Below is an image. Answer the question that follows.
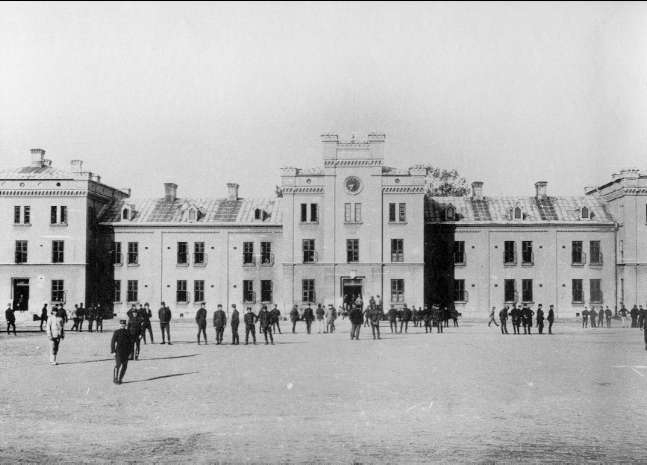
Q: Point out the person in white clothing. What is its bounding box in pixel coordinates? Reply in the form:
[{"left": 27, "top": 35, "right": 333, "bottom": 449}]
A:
[{"left": 46, "top": 307, "right": 65, "bottom": 365}]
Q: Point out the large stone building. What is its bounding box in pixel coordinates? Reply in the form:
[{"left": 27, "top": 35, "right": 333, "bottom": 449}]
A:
[{"left": 0, "top": 135, "right": 639, "bottom": 320}]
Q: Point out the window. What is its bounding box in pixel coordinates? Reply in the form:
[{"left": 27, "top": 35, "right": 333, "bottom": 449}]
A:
[
  {"left": 345, "top": 203, "right": 352, "bottom": 223},
  {"left": 243, "top": 280, "right": 255, "bottom": 303},
  {"left": 50, "top": 206, "right": 68, "bottom": 224},
  {"left": 188, "top": 208, "right": 197, "bottom": 222},
  {"left": 303, "top": 239, "right": 316, "bottom": 263},
  {"left": 514, "top": 207, "right": 522, "bottom": 220},
  {"left": 590, "top": 279, "right": 602, "bottom": 303},
  {"left": 391, "top": 279, "right": 405, "bottom": 303},
  {"left": 14, "top": 206, "right": 30, "bottom": 224},
  {"left": 194, "top": 280, "right": 205, "bottom": 302},
  {"left": 112, "top": 242, "right": 122, "bottom": 265},
  {"left": 194, "top": 242, "right": 205, "bottom": 265},
  {"left": 590, "top": 241, "right": 601, "bottom": 265},
  {"left": 122, "top": 209, "right": 129, "bottom": 220},
  {"left": 177, "top": 242, "right": 188, "bottom": 265},
  {"left": 51, "top": 280, "right": 65, "bottom": 303},
  {"left": 127, "top": 242, "right": 139, "bottom": 265},
  {"left": 504, "top": 279, "right": 516, "bottom": 303},
  {"left": 346, "top": 239, "right": 359, "bottom": 263},
  {"left": 391, "top": 239, "right": 404, "bottom": 262},
  {"left": 345, "top": 203, "right": 361, "bottom": 224},
  {"left": 572, "top": 241, "right": 584, "bottom": 265},
  {"left": 127, "top": 280, "right": 138, "bottom": 302},
  {"left": 52, "top": 240, "right": 64, "bottom": 263},
  {"left": 302, "top": 279, "right": 315, "bottom": 303},
  {"left": 261, "top": 280, "right": 273, "bottom": 302},
  {"left": 243, "top": 242, "right": 254, "bottom": 265},
  {"left": 14, "top": 206, "right": 20, "bottom": 224},
  {"left": 454, "top": 279, "right": 466, "bottom": 302},
  {"left": 261, "top": 242, "right": 272, "bottom": 265},
  {"left": 522, "top": 241, "right": 533, "bottom": 265},
  {"left": 399, "top": 203, "right": 406, "bottom": 222},
  {"left": 23, "top": 206, "right": 30, "bottom": 224},
  {"left": 300, "top": 203, "right": 308, "bottom": 222},
  {"left": 522, "top": 279, "right": 533, "bottom": 302},
  {"left": 389, "top": 203, "right": 396, "bottom": 222},
  {"left": 572, "top": 279, "right": 583, "bottom": 303},
  {"left": 15, "top": 241, "right": 28, "bottom": 264},
  {"left": 354, "top": 203, "right": 362, "bottom": 223},
  {"left": 60, "top": 206, "right": 67, "bottom": 224},
  {"left": 310, "top": 204, "right": 318, "bottom": 223},
  {"left": 176, "top": 280, "right": 188, "bottom": 302},
  {"left": 504, "top": 241, "right": 516, "bottom": 265},
  {"left": 581, "top": 206, "right": 589, "bottom": 219},
  {"left": 254, "top": 208, "right": 262, "bottom": 220},
  {"left": 113, "top": 280, "right": 121, "bottom": 302},
  {"left": 51, "top": 206, "right": 57, "bottom": 224},
  {"left": 446, "top": 206, "right": 455, "bottom": 221},
  {"left": 454, "top": 241, "right": 465, "bottom": 265}
]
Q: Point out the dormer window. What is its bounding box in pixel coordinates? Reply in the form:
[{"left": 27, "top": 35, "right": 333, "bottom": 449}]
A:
[
  {"left": 445, "top": 205, "right": 456, "bottom": 221},
  {"left": 121, "top": 206, "right": 134, "bottom": 221},
  {"left": 122, "top": 209, "right": 129, "bottom": 220},
  {"left": 255, "top": 208, "right": 262, "bottom": 220},
  {"left": 514, "top": 207, "right": 522, "bottom": 220},
  {"left": 581, "top": 206, "right": 589, "bottom": 219},
  {"left": 188, "top": 208, "right": 197, "bottom": 222}
]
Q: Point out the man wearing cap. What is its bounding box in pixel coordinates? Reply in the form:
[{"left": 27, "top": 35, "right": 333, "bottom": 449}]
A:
[
  {"left": 369, "top": 303, "right": 382, "bottom": 340},
  {"left": 140, "top": 303, "right": 153, "bottom": 343},
  {"left": 213, "top": 304, "right": 227, "bottom": 344},
  {"left": 46, "top": 306, "right": 64, "bottom": 365},
  {"left": 387, "top": 305, "right": 398, "bottom": 334},
  {"left": 196, "top": 302, "right": 208, "bottom": 345},
  {"left": 547, "top": 304, "right": 555, "bottom": 334},
  {"left": 111, "top": 320, "right": 132, "bottom": 384},
  {"left": 5, "top": 303, "right": 16, "bottom": 335},
  {"left": 302, "top": 304, "right": 315, "bottom": 335},
  {"left": 349, "top": 303, "right": 363, "bottom": 340},
  {"left": 258, "top": 305, "right": 274, "bottom": 345},
  {"left": 230, "top": 304, "right": 240, "bottom": 345},
  {"left": 290, "top": 305, "right": 300, "bottom": 334},
  {"left": 158, "top": 301, "right": 172, "bottom": 345},
  {"left": 244, "top": 307, "right": 257, "bottom": 345},
  {"left": 127, "top": 309, "right": 142, "bottom": 360},
  {"left": 95, "top": 303, "right": 104, "bottom": 333},
  {"left": 400, "top": 304, "right": 412, "bottom": 334},
  {"left": 39, "top": 303, "right": 48, "bottom": 332},
  {"left": 271, "top": 304, "right": 282, "bottom": 334}
]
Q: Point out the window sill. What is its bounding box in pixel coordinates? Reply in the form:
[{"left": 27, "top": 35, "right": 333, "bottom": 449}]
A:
[
  {"left": 388, "top": 221, "right": 407, "bottom": 225},
  {"left": 503, "top": 263, "right": 517, "bottom": 267},
  {"left": 176, "top": 263, "right": 189, "bottom": 267},
  {"left": 590, "top": 262, "right": 603, "bottom": 267},
  {"left": 13, "top": 223, "right": 32, "bottom": 227},
  {"left": 52, "top": 261, "right": 65, "bottom": 265},
  {"left": 260, "top": 263, "right": 274, "bottom": 267},
  {"left": 299, "top": 222, "right": 319, "bottom": 225},
  {"left": 176, "top": 301, "right": 189, "bottom": 305},
  {"left": 194, "top": 262, "right": 207, "bottom": 267},
  {"left": 113, "top": 263, "right": 123, "bottom": 267},
  {"left": 521, "top": 263, "right": 534, "bottom": 267},
  {"left": 193, "top": 301, "right": 205, "bottom": 305},
  {"left": 14, "top": 262, "right": 28, "bottom": 265},
  {"left": 590, "top": 301, "right": 603, "bottom": 305},
  {"left": 571, "top": 301, "right": 584, "bottom": 305},
  {"left": 127, "top": 263, "right": 140, "bottom": 267},
  {"left": 521, "top": 301, "right": 534, "bottom": 304},
  {"left": 344, "top": 222, "right": 363, "bottom": 225},
  {"left": 571, "top": 263, "right": 585, "bottom": 267},
  {"left": 391, "top": 260, "right": 405, "bottom": 264},
  {"left": 454, "top": 262, "right": 466, "bottom": 267},
  {"left": 50, "top": 223, "right": 68, "bottom": 227}
]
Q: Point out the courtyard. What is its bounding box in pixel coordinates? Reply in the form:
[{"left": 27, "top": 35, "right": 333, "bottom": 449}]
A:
[{"left": 0, "top": 317, "right": 645, "bottom": 464}]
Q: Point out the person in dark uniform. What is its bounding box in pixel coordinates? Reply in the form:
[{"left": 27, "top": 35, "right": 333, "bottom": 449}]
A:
[
  {"left": 127, "top": 310, "right": 142, "bottom": 360},
  {"left": 86, "top": 304, "right": 95, "bottom": 333},
  {"left": 536, "top": 304, "right": 545, "bottom": 334},
  {"left": 349, "top": 304, "right": 363, "bottom": 340},
  {"left": 5, "top": 303, "right": 16, "bottom": 335},
  {"left": 423, "top": 305, "right": 432, "bottom": 333},
  {"left": 158, "top": 302, "right": 172, "bottom": 345},
  {"left": 598, "top": 307, "right": 604, "bottom": 329},
  {"left": 524, "top": 305, "right": 534, "bottom": 335},
  {"left": 39, "top": 303, "right": 48, "bottom": 332},
  {"left": 499, "top": 306, "right": 509, "bottom": 334},
  {"left": 244, "top": 307, "right": 257, "bottom": 345},
  {"left": 271, "top": 304, "right": 281, "bottom": 334},
  {"left": 111, "top": 320, "right": 131, "bottom": 385},
  {"left": 387, "top": 305, "right": 398, "bottom": 333},
  {"left": 510, "top": 305, "right": 520, "bottom": 335},
  {"left": 630, "top": 305, "right": 639, "bottom": 328},
  {"left": 315, "top": 304, "right": 325, "bottom": 334},
  {"left": 302, "top": 304, "right": 314, "bottom": 334},
  {"left": 433, "top": 305, "right": 443, "bottom": 333},
  {"left": 140, "top": 303, "right": 153, "bottom": 343},
  {"left": 605, "top": 306, "right": 612, "bottom": 328},
  {"left": 619, "top": 304, "right": 628, "bottom": 328},
  {"left": 290, "top": 305, "right": 300, "bottom": 334},
  {"left": 400, "top": 304, "right": 412, "bottom": 334},
  {"left": 642, "top": 307, "right": 647, "bottom": 351},
  {"left": 369, "top": 304, "right": 382, "bottom": 340},
  {"left": 95, "top": 303, "right": 104, "bottom": 333},
  {"left": 230, "top": 304, "right": 240, "bottom": 345},
  {"left": 57, "top": 304, "right": 68, "bottom": 327},
  {"left": 582, "top": 307, "right": 589, "bottom": 328},
  {"left": 488, "top": 307, "right": 499, "bottom": 327},
  {"left": 258, "top": 305, "right": 274, "bottom": 345},
  {"left": 213, "top": 304, "right": 227, "bottom": 344},
  {"left": 547, "top": 305, "right": 555, "bottom": 334},
  {"left": 195, "top": 303, "right": 207, "bottom": 345},
  {"left": 75, "top": 303, "right": 84, "bottom": 331},
  {"left": 70, "top": 304, "right": 80, "bottom": 331},
  {"left": 411, "top": 305, "right": 419, "bottom": 328},
  {"left": 639, "top": 306, "right": 647, "bottom": 333}
]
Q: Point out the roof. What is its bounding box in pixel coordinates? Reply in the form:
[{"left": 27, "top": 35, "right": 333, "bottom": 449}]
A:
[
  {"left": 99, "top": 197, "right": 283, "bottom": 226},
  {"left": 0, "top": 165, "right": 77, "bottom": 180},
  {"left": 425, "top": 195, "right": 614, "bottom": 225}
]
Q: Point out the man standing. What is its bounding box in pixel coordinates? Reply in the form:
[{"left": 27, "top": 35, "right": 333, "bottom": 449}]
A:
[
  {"left": 46, "top": 306, "right": 64, "bottom": 365},
  {"left": 158, "top": 302, "right": 172, "bottom": 345},
  {"left": 57, "top": 304, "right": 68, "bottom": 327},
  {"left": 5, "top": 303, "right": 16, "bottom": 335},
  {"left": 315, "top": 304, "right": 325, "bottom": 334},
  {"left": 140, "top": 303, "right": 153, "bottom": 343},
  {"left": 230, "top": 304, "right": 240, "bottom": 345},
  {"left": 127, "top": 310, "right": 142, "bottom": 360},
  {"left": 70, "top": 304, "right": 80, "bottom": 331},
  {"left": 400, "top": 304, "right": 412, "bottom": 334},
  {"left": 369, "top": 304, "right": 382, "bottom": 340},
  {"left": 488, "top": 306, "right": 499, "bottom": 328},
  {"left": 510, "top": 304, "right": 520, "bottom": 335},
  {"left": 547, "top": 305, "right": 555, "bottom": 334},
  {"left": 244, "top": 307, "right": 257, "bottom": 345},
  {"left": 271, "top": 304, "right": 281, "bottom": 334},
  {"left": 290, "top": 305, "right": 300, "bottom": 334},
  {"left": 582, "top": 307, "right": 589, "bottom": 328},
  {"left": 39, "top": 303, "right": 48, "bottom": 332},
  {"left": 258, "top": 305, "right": 274, "bottom": 345},
  {"left": 213, "top": 304, "right": 227, "bottom": 345},
  {"left": 433, "top": 306, "right": 444, "bottom": 333},
  {"left": 598, "top": 307, "right": 605, "bottom": 329},
  {"left": 619, "top": 304, "right": 628, "bottom": 328},
  {"left": 631, "top": 305, "right": 639, "bottom": 328},
  {"left": 95, "top": 304, "right": 104, "bottom": 333},
  {"left": 536, "top": 304, "right": 545, "bottom": 334},
  {"left": 642, "top": 307, "right": 647, "bottom": 351},
  {"left": 86, "top": 304, "right": 95, "bottom": 333},
  {"left": 387, "top": 305, "right": 398, "bottom": 334},
  {"left": 605, "top": 306, "right": 612, "bottom": 328},
  {"left": 196, "top": 303, "right": 207, "bottom": 345},
  {"left": 423, "top": 305, "right": 432, "bottom": 334},
  {"left": 499, "top": 306, "right": 509, "bottom": 334},
  {"left": 111, "top": 320, "right": 131, "bottom": 384},
  {"left": 302, "top": 304, "right": 314, "bottom": 334},
  {"left": 349, "top": 304, "right": 363, "bottom": 340}
]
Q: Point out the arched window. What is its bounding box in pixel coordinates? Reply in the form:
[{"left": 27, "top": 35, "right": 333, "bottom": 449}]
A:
[
  {"left": 122, "top": 208, "right": 129, "bottom": 220},
  {"left": 254, "top": 208, "right": 262, "bottom": 220},
  {"left": 514, "top": 207, "right": 522, "bottom": 219},
  {"left": 445, "top": 206, "right": 455, "bottom": 221},
  {"left": 581, "top": 206, "right": 589, "bottom": 219}
]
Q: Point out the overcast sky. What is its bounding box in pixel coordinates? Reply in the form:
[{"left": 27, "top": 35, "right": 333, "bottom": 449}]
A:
[{"left": 1, "top": 2, "right": 646, "bottom": 199}]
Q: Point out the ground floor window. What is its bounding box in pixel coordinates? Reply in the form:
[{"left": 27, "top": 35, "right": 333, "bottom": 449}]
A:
[
  {"left": 590, "top": 279, "right": 602, "bottom": 303},
  {"left": 504, "top": 279, "right": 515, "bottom": 303},
  {"left": 113, "top": 280, "right": 121, "bottom": 302},
  {"left": 302, "top": 279, "right": 315, "bottom": 303},
  {"left": 177, "top": 280, "right": 188, "bottom": 302},
  {"left": 522, "top": 279, "right": 533, "bottom": 302},
  {"left": 391, "top": 279, "right": 404, "bottom": 303},
  {"left": 454, "top": 279, "right": 466, "bottom": 301},
  {"left": 243, "top": 280, "right": 255, "bottom": 303},
  {"left": 127, "top": 280, "right": 138, "bottom": 303},
  {"left": 261, "top": 280, "right": 273, "bottom": 302},
  {"left": 194, "top": 280, "right": 204, "bottom": 302},
  {"left": 572, "top": 279, "right": 583, "bottom": 303},
  {"left": 51, "top": 280, "right": 64, "bottom": 303}
]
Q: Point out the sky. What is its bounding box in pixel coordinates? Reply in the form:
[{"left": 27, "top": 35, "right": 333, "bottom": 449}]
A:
[{"left": 1, "top": 2, "right": 646, "bottom": 199}]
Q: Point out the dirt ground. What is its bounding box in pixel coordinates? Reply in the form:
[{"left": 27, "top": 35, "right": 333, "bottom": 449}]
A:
[{"left": 1, "top": 317, "right": 646, "bottom": 464}]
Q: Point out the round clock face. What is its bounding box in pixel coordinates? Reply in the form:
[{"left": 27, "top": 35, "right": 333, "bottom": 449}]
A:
[{"left": 345, "top": 176, "right": 362, "bottom": 194}]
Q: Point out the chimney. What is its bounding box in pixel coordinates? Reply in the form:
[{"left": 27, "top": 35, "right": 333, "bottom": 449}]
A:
[
  {"left": 70, "top": 159, "right": 84, "bottom": 173},
  {"left": 164, "top": 183, "right": 178, "bottom": 202},
  {"left": 30, "top": 148, "right": 45, "bottom": 167},
  {"left": 227, "top": 182, "right": 240, "bottom": 201},
  {"left": 471, "top": 181, "right": 484, "bottom": 200},
  {"left": 321, "top": 134, "right": 339, "bottom": 159},
  {"left": 535, "top": 181, "right": 548, "bottom": 199},
  {"left": 367, "top": 133, "right": 386, "bottom": 159}
]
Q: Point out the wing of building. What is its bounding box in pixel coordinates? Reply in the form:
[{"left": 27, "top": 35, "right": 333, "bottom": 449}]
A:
[{"left": 1, "top": 138, "right": 640, "bottom": 321}]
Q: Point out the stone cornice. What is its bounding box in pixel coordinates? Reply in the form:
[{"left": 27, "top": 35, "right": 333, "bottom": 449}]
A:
[
  {"left": 281, "top": 186, "right": 325, "bottom": 194},
  {"left": 0, "top": 189, "right": 87, "bottom": 197},
  {"left": 382, "top": 185, "right": 426, "bottom": 194},
  {"left": 324, "top": 159, "right": 383, "bottom": 168}
]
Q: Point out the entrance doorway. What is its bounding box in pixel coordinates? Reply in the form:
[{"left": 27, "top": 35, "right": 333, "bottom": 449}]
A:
[
  {"left": 12, "top": 278, "right": 29, "bottom": 311},
  {"left": 341, "top": 277, "right": 363, "bottom": 309}
]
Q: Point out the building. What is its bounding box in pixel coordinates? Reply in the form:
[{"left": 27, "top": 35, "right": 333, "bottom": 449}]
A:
[{"left": 1, "top": 135, "right": 639, "bottom": 321}]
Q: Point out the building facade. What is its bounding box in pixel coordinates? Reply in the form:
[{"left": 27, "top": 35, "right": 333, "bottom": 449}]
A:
[{"left": 0, "top": 136, "right": 640, "bottom": 321}]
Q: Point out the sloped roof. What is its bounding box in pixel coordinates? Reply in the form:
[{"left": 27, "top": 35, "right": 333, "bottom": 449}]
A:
[
  {"left": 100, "top": 197, "right": 282, "bottom": 225},
  {"left": 425, "top": 196, "right": 614, "bottom": 224},
  {"left": 0, "top": 165, "right": 77, "bottom": 180}
]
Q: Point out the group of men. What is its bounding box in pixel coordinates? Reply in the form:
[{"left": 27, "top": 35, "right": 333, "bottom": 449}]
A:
[
  {"left": 69, "top": 303, "right": 105, "bottom": 332},
  {"left": 588, "top": 305, "right": 647, "bottom": 329},
  {"left": 493, "top": 304, "right": 555, "bottom": 335},
  {"left": 288, "top": 304, "right": 338, "bottom": 335}
]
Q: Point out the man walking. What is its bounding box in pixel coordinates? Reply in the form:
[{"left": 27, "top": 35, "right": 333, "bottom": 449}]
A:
[
  {"left": 127, "top": 310, "right": 142, "bottom": 360},
  {"left": 582, "top": 307, "right": 589, "bottom": 328},
  {"left": 230, "top": 304, "right": 240, "bottom": 345},
  {"left": 45, "top": 306, "right": 64, "bottom": 365},
  {"left": 258, "top": 305, "right": 274, "bottom": 345},
  {"left": 369, "top": 304, "right": 382, "bottom": 340},
  {"left": 547, "top": 305, "right": 555, "bottom": 334},
  {"left": 619, "top": 304, "right": 628, "bottom": 328},
  {"left": 510, "top": 304, "right": 520, "bottom": 335},
  {"left": 196, "top": 303, "right": 207, "bottom": 345},
  {"left": 86, "top": 304, "right": 95, "bottom": 333},
  {"left": 290, "top": 305, "right": 300, "bottom": 334},
  {"left": 400, "top": 304, "right": 412, "bottom": 334},
  {"left": 213, "top": 304, "right": 227, "bottom": 344},
  {"left": 605, "top": 306, "right": 612, "bottom": 328},
  {"left": 244, "top": 307, "right": 257, "bottom": 345},
  {"left": 39, "top": 303, "right": 48, "bottom": 332},
  {"left": 499, "top": 306, "right": 509, "bottom": 334},
  {"left": 158, "top": 302, "right": 172, "bottom": 345},
  {"left": 315, "top": 304, "right": 325, "bottom": 334},
  {"left": 488, "top": 306, "right": 499, "bottom": 328},
  {"left": 271, "top": 304, "right": 282, "bottom": 334},
  {"left": 140, "top": 303, "right": 153, "bottom": 343},
  {"left": 302, "top": 304, "right": 314, "bottom": 334},
  {"left": 111, "top": 320, "right": 131, "bottom": 385},
  {"left": 387, "top": 305, "right": 398, "bottom": 334},
  {"left": 5, "top": 303, "right": 16, "bottom": 335},
  {"left": 350, "top": 304, "right": 363, "bottom": 340},
  {"left": 70, "top": 304, "right": 80, "bottom": 331},
  {"left": 536, "top": 304, "right": 545, "bottom": 334}
]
